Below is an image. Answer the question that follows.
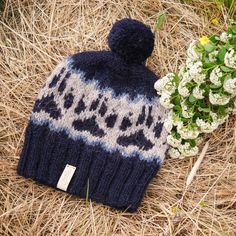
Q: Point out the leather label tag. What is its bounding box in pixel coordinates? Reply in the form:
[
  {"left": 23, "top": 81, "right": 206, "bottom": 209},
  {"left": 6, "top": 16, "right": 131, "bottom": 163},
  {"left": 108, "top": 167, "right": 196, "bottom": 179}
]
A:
[{"left": 56, "top": 164, "right": 76, "bottom": 191}]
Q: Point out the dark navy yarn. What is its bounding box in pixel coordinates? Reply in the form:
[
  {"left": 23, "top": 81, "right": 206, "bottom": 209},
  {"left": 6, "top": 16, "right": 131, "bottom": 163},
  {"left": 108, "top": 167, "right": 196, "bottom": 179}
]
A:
[
  {"left": 17, "top": 18, "right": 167, "bottom": 213},
  {"left": 108, "top": 18, "right": 154, "bottom": 64},
  {"left": 70, "top": 51, "right": 158, "bottom": 101},
  {"left": 117, "top": 129, "right": 154, "bottom": 151},
  {"left": 68, "top": 19, "right": 159, "bottom": 101},
  {"left": 33, "top": 94, "right": 61, "bottom": 119},
  {"left": 17, "top": 121, "right": 161, "bottom": 212},
  {"left": 64, "top": 93, "right": 74, "bottom": 109},
  {"left": 72, "top": 116, "right": 105, "bottom": 138},
  {"left": 105, "top": 114, "right": 118, "bottom": 128}
]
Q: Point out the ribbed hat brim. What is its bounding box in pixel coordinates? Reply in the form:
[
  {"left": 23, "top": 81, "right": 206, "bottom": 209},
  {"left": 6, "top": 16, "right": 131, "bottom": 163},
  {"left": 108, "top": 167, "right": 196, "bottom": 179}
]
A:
[{"left": 17, "top": 121, "right": 161, "bottom": 212}]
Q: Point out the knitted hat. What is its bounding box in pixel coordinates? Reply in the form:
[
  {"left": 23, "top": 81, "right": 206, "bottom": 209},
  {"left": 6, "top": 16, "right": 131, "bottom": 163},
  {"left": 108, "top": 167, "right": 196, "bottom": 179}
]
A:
[{"left": 17, "top": 18, "right": 168, "bottom": 212}]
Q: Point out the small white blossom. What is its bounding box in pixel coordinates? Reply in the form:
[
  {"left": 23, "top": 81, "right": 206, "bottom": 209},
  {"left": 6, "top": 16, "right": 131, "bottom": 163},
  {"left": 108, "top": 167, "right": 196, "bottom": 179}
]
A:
[
  {"left": 181, "top": 71, "right": 192, "bottom": 82},
  {"left": 187, "top": 41, "right": 202, "bottom": 60},
  {"left": 209, "top": 66, "right": 223, "bottom": 86},
  {"left": 178, "top": 142, "right": 199, "bottom": 157},
  {"left": 193, "top": 73, "right": 206, "bottom": 84},
  {"left": 177, "top": 121, "right": 184, "bottom": 130},
  {"left": 224, "top": 48, "right": 236, "bottom": 69},
  {"left": 169, "top": 111, "right": 183, "bottom": 127},
  {"left": 181, "top": 101, "right": 194, "bottom": 118},
  {"left": 208, "top": 50, "right": 219, "bottom": 62},
  {"left": 217, "top": 115, "right": 229, "bottom": 125},
  {"left": 209, "top": 90, "right": 231, "bottom": 105},
  {"left": 220, "top": 32, "right": 232, "bottom": 43},
  {"left": 188, "top": 61, "right": 202, "bottom": 76},
  {"left": 160, "top": 92, "right": 174, "bottom": 109},
  {"left": 178, "top": 76, "right": 191, "bottom": 97},
  {"left": 210, "top": 111, "right": 228, "bottom": 125},
  {"left": 196, "top": 136, "right": 203, "bottom": 145},
  {"left": 182, "top": 110, "right": 194, "bottom": 119},
  {"left": 178, "top": 84, "right": 189, "bottom": 97},
  {"left": 192, "top": 86, "right": 204, "bottom": 99},
  {"left": 163, "top": 116, "right": 173, "bottom": 132},
  {"left": 196, "top": 118, "right": 219, "bottom": 133},
  {"left": 167, "top": 135, "right": 182, "bottom": 148},
  {"left": 185, "top": 60, "right": 206, "bottom": 84},
  {"left": 223, "top": 77, "right": 236, "bottom": 94},
  {"left": 168, "top": 147, "right": 181, "bottom": 159},
  {"left": 209, "top": 111, "right": 218, "bottom": 121},
  {"left": 177, "top": 125, "right": 200, "bottom": 139},
  {"left": 184, "top": 146, "right": 199, "bottom": 157},
  {"left": 154, "top": 73, "right": 176, "bottom": 95},
  {"left": 154, "top": 79, "right": 164, "bottom": 95},
  {"left": 186, "top": 58, "right": 195, "bottom": 68}
]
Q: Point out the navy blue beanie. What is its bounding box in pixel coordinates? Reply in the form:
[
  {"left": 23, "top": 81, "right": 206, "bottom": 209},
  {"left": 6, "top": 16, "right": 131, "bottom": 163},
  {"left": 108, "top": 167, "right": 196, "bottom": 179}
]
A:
[{"left": 17, "top": 18, "right": 168, "bottom": 212}]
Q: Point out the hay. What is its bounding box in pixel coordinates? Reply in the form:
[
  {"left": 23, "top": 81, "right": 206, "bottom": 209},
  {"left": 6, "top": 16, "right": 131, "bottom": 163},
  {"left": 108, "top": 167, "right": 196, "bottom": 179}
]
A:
[{"left": 0, "top": 0, "right": 235, "bottom": 235}]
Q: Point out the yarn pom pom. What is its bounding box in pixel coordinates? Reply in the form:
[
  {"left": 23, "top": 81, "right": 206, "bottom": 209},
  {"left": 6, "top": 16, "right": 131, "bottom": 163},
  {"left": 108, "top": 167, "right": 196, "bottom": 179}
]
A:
[{"left": 108, "top": 18, "right": 154, "bottom": 64}]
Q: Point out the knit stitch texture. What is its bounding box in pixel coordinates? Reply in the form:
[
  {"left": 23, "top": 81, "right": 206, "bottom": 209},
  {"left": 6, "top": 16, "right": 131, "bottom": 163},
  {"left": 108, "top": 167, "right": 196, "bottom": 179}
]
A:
[{"left": 17, "top": 18, "right": 168, "bottom": 212}]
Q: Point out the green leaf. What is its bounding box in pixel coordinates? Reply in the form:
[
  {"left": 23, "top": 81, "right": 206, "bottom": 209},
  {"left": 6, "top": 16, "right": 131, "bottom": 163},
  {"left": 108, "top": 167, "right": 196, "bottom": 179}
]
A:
[
  {"left": 156, "top": 13, "right": 166, "bottom": 29},
  {"left": 209, "top": 35, "right": 220, "bottom": 43},
  {"left": 217, "top": 105, "right": 227, "bottom": 116},
  {"left": 210, "top": 84, "right": 221, "bottom": 89},
  {"left": 218, "top": 47, "right": 227, "bottom": 62},
  {"left": 174, "top": 105, "right": 182, "bottom": 112},
  {"left": 203, "top": 55, "right": 216, "bottom": 68},
  {"left": 229, "top": 35, "right": 236, "bottom": 45},
  {"left": 220, "top": 66, "right": 234, "bottom": 72},
  {"left": 188, "top": 139, "right": 196, "bottom": 147},
  {"left": 174, "top": 95, "right": 181, "bottom": 104},
  {"left": 189, "top": 94, "right": 197, "bottom": 103},
  {"left": 203, "top": 61, "right": 215, "bottom": 68},
  {"left": 204, "top": 43, "right": 215, "bottom": 52},
  {"left": 198, "top": 107, "right": 210, "bottom": 112},
  {"left": 231, "top": 25, "right": 236, "bottom": 34}
]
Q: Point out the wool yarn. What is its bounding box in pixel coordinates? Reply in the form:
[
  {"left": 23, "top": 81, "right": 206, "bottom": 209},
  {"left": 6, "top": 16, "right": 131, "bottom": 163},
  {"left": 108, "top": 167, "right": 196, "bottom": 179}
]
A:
[{"left": 17, "top": 18, "right": 168, "bottom": 212}]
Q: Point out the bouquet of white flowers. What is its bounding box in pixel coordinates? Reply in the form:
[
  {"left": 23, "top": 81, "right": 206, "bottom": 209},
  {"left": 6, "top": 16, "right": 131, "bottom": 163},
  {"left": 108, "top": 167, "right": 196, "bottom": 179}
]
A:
[{"left": 154, "top": 25, "right": 236, "bottom": 159}]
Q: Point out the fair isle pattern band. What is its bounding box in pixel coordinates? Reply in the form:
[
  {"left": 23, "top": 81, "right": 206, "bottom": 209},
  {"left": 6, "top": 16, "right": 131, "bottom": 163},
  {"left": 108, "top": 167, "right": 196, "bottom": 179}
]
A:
[{"left": 31, "top": 57, "right": 168, "bottom": 162}]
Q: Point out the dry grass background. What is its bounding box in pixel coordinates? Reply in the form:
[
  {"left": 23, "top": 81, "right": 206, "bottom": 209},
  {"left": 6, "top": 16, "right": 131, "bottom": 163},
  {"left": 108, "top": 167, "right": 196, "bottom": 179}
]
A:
[{"left": 0, "top": 0, "right": 236, "bottom": 235}]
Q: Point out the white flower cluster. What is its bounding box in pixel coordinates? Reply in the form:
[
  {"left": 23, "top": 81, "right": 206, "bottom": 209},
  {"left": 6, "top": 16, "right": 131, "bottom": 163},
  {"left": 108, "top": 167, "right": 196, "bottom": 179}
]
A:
[
  {"left": 187, "top": 41, "right": 202, "bottom": 60},
  {"left": 223, "top": 77, "right": 236, "bottom": 94},
  {"left": 167, "top": 134, "right": 181, "bottom": 147},
  {"left": 209, "top": 90, "right": 231, "bottom": 106},
  {"left": 192, "top": 86, "right": 204, "bottom": 99},
  {"left": 154, "top": 28, "right": 236, "bottom": 159},
  {"left": 168, "top": 142, "right": 199, "bottom": 159},
  {"left": 154, "top": 73, "right": 176, "bottom": 109},
  {"left": 196, "top": 118, "right": 218, "bottom": 133},
  {"left": 209, "top": 66, "right": 222, "bottom": 86},
  {"left": 178, "top": 77, "right": 190, "bottom": 97},
  {"left": 186, "top": 60, "right": 206, "bottom": 84},
  {"left": 154, "top": 73, "right": 176, "bottom": 95},
  {"left": 181, "top": 100, "right": 194, "bottom": 118},
  {"left": 220, "top": 32, "right": 232, "bottom": 43},
  {"left": 224, "top": 48, "right": 236, "bottom": 69},
  {"left": 209, "top": 50, "right": 219, "bottom": 62},
  {"left": 177, "top": 125, "right": 199, "bottom": 140}
]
